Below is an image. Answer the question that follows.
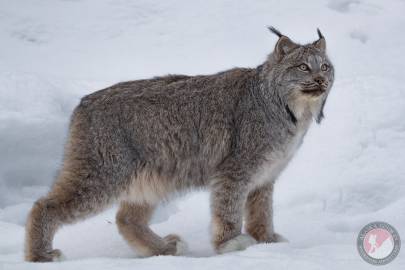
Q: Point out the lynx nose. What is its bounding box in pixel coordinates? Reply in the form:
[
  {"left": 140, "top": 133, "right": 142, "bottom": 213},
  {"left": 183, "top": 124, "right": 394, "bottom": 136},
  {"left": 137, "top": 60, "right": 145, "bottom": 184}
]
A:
[{"left": 314, "top": 76, "right": 326, "bottom": 86}]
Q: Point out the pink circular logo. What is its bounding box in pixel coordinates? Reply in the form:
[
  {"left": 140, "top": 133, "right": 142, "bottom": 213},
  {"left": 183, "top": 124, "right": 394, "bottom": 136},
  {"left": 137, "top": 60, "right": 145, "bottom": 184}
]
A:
[{"left": 357, "top": 222, "right": 400, "bottom": 265}]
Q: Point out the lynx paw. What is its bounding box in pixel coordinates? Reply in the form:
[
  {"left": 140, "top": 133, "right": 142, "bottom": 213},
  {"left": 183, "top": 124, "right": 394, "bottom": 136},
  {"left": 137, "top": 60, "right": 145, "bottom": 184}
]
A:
[
  {"left": 163, "top": 234, "right": 188, "bottom": 256},
  {"left": 26, "top": 249, "right": 63, "bottom": 262},
  {"left": 217, "top": 234, "right": 257, "bottom": 254},
  {"left": 270, "top": 233, "right": 288, "bottom": 243}
]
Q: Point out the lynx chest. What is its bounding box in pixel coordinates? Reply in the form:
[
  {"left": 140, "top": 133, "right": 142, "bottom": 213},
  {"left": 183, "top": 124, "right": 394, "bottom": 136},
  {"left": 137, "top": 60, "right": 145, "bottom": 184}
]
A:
[{"left": 250, "top": 129, "right": 307, "bottom": 189}]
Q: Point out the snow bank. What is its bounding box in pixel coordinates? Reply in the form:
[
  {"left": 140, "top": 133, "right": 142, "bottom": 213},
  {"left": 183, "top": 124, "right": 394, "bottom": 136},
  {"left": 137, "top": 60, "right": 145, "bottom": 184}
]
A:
[{"left": 0, "top": 0, "right": 404, "bottom": 269}]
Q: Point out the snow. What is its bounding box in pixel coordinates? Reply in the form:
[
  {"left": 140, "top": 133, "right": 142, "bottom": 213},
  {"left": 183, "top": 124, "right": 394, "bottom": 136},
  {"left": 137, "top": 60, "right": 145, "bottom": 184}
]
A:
[{"left": 1, "top": 0, "right": 405, "bottom": 269}]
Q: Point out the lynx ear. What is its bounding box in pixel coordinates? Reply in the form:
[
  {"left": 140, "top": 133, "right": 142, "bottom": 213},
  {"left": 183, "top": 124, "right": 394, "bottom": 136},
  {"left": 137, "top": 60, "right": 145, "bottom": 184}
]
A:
[
  {"left": 313, "top": 28, "right": 326, "bottom": 51},
  {"left": 274, "top": 36, "right": 298, "bottom": 60},
  {"left": 268, "top": 26, "right": 298, "bottom": 60}
]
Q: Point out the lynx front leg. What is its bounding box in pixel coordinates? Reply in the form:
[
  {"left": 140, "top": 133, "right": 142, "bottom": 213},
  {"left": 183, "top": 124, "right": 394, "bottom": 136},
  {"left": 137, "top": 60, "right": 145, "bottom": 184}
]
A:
[
  {"left": 211, "top": 177, "right": 257, "bottom": 254},
  {"left": 245, "top": 182, "right": 287, "bottom": 243}
]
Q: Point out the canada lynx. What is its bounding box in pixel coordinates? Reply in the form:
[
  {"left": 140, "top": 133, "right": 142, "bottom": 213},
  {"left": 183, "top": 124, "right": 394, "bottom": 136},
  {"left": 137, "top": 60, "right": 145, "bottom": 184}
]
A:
[{"left": 25, "top": 27, "right": 334, "bottom": 262}]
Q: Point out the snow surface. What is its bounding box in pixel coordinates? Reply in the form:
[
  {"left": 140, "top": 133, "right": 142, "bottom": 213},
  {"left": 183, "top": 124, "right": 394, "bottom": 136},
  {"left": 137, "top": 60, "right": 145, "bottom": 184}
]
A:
[{"left": 1, "top": 0, "right": 405, "bottom": 269}]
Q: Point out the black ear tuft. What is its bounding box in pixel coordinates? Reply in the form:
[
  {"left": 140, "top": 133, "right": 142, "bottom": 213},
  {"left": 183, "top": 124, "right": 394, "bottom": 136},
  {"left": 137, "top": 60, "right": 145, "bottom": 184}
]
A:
[
  {"left": 317, "top": 28, "right": 324, "bottom": 39},
  {"left": 267, "top": 26, "right": 283, "bottom": 38},
  {"left": 313, "top": 28, "right": 326, "bottom": 51}
]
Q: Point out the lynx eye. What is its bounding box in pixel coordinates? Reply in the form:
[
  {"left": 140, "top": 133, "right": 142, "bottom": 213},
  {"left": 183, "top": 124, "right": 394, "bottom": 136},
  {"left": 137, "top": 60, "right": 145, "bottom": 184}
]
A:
[
  {"left": 298, "top": 64, "right": 309, "bottom": 71},
  {"left": 321, "top": 64, "right": 329, "bottom": 71}
]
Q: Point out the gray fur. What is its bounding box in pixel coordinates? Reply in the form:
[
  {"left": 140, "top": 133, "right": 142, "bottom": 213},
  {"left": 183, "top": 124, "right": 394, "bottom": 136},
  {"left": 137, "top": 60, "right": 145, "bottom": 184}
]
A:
[{"left": 25, "top": 28, "right": 334, "bottom": 261}]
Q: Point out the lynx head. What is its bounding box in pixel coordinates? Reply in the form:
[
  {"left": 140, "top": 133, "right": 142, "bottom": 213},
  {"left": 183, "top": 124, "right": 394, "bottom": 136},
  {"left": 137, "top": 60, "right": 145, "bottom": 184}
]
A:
[{"left": 266, "top": 27, "right": 334, "bottom": 124}]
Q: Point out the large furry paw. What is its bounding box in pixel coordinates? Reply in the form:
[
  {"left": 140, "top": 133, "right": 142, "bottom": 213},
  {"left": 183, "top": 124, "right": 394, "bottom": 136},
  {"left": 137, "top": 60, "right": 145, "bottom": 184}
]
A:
[
  {"left": 163, "top": 234, "right": 188, "bottom": 256},
  {"left": 26, "top": 249, "right": 63, "bottom": 262},
  {"left": 216, "top": 234, "right": 257, "bottom": 254}
]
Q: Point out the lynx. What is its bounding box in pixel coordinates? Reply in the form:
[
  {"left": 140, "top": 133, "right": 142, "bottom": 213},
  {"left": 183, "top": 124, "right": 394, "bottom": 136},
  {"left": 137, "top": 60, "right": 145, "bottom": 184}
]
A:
[{"left": 25, "top": 27, "right": 334, "bottom": 262}]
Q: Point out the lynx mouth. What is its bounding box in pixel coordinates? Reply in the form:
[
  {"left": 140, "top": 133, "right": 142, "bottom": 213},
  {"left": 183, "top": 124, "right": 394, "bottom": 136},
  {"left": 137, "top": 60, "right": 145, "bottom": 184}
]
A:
[{"left": 301, "top": 88, "right": 325, "bottom": 97}]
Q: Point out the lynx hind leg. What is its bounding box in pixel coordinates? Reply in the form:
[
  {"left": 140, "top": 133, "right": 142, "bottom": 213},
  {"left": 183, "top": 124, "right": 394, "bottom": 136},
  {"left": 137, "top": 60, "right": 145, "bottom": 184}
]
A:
[
  {"left": 25, "top": 137, "right": 125, "bottom": 260},
  {"left": 25, "top": 168, "right": 117, "bottom": 262},
  {"left": 25, "top": 195, "right": 62, "bottom": 262},
  {"left": 25, "top": 101, "right": 136, "bottom": 262},
  {"left": 116, "top": 201, "right": 188, "bottom": 257}
]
